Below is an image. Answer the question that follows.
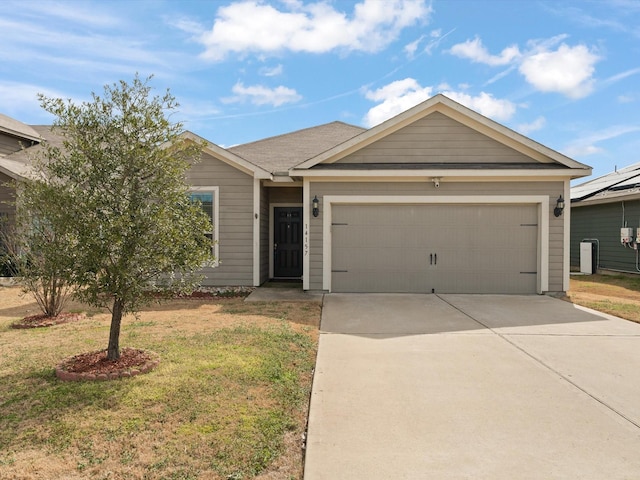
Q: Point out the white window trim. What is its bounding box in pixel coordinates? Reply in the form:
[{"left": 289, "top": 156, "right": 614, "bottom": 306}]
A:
[
  {"left": 190, "top": 186, "right": 220, "bottom": 267},
  {"left": 319, "top": 195, "right": 550, "bottom": 294}
]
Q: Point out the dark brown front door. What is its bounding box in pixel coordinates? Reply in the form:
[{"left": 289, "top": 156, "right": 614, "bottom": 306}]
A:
[{"left": 274, "top": 207, "right": 302, "bottom": 278}]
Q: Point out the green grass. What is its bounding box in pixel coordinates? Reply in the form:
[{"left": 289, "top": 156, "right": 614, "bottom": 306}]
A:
[{"left": 0, "top": 294, "right": 319, "bottom": 479}]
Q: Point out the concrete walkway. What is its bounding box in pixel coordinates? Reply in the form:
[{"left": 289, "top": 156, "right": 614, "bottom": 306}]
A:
[{"left": 304, "top": 294, "right": 640, "bottom": 479}]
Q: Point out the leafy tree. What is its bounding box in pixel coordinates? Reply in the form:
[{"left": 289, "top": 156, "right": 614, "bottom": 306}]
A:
[
  {"left": 0, "top": 212, "right": 74, "bottom": 317},
  {"left": 26, "top": 75, "right": 214, "bottom": 360}
]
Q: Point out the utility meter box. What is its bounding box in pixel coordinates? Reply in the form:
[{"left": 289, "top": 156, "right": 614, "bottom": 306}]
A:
[
  {"left": 621, "top": 227, "right": 634, "bottom": 244},
  {"left": 636, "top": 227, "right": 640, "bottom": 244}
]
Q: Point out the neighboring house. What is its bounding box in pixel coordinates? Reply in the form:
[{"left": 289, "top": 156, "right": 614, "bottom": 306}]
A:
[
  {"left": 0, "top": 114, "right": 44, "bottom": 225},
  {"left": 571, "top": 162, "right": 640, "bottom": 275},
  {"left": 1, "top": 94, "right": 591, "bottom": 294}
]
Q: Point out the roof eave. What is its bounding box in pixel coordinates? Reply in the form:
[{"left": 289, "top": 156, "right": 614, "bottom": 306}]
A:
[
  {"left": 290, "top": 167, "right": 591, "bottom": 179},
  {"left": 178, "top": 131, "right": 273, "bottom": 180}
]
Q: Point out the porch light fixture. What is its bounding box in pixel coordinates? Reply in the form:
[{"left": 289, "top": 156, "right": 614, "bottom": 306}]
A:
[
  {"left": 312, "top": 195, "right": 319, "bottom": 217},
  {"left": 554, "top": 195, "right": 565, "bottom": 217}
]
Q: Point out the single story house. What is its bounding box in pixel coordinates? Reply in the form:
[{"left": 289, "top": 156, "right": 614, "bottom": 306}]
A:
[
  {"left": 1, "top": 94, "right": 591, "bottom": 294},
  {"left": 571, "top": 162, "right": 640, "bottom": 274}
]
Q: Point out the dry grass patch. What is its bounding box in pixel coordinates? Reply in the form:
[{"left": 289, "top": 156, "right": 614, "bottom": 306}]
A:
[
  {"left": 566, "top": 274, "right": 640, "bottom": 323},
  {"left": 0, "top": 286, "right": 320, "bottom": 479}
]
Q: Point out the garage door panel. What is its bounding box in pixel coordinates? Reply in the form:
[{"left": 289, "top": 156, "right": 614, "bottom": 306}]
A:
[
  {"left": 333, "top": 246, "right": 426, "bottom": 271},
  {"left": 331, "top": 204, "right": 538, "bottom": 294},
  {"left": 333, "top": 225, "right": 428, "bottom": 249}
]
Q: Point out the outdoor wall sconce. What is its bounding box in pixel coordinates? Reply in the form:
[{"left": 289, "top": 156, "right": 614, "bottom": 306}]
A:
[
  {"left": 554, "top": 195, "right": 565, "bottom": 217},
  {"left": 312, "top": 195, "right": 319, "bottom": 217}
]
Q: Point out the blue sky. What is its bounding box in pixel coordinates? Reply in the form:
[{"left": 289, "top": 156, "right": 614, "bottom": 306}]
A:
[{"left": 1, "top": 0, "right": 639, "bottom": 180}]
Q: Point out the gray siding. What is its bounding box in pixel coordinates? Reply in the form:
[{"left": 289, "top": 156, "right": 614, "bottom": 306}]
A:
[
  {"left": 187, "top": 152, "right": 254, "bottom": 286},
  {"left": 0, "top": 172, "right": 15, "bottom": 226},
  {"left": 308, "top": 181, "right": 565, "bottom": 293},
  {"left": 571, "top": 200, "right": 640, "bottom": 274},
  {"left": 337, "top": 112, "right": 538, "bottom": 165}
]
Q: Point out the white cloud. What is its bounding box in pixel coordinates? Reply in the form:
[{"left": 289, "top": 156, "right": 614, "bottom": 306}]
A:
[
  {"left": 564, "top": 124, "right": 640, "bottom": 157},
  {"left": 448, "top": 34, "right": 600, "bottom": 100},
  {"left": 167, "top": 16, "right": 206, "bottom": 36},
  {"left": 448, "top": 36, "right": 520, "bottom": 66},
  {"left": 362, "top": 78, "right": 432, "bottom": 127},
  {"left": 617, "top": 94, "right": 635, "bottom": 104},
  {"left": 441, "top": 91, "right": 516, "bottom": 122},
  {"left": 519, "top": 43, "right": 599, "bottom": 98},
  {"left": 601, "top": 67, "right": 640, "bottom": 88},
  {"left": 198, "top": 0, "right": 432, "bottom": 61},
  {"left": 362, "top": 79, "right": 517, "bottom": 127},
  {"left": 404, "top": 35, "right": 425, "bottom": 58},
  {"left": 517, "top": 116, "right": 546, "bottom": 135},
  {"left": 564, "top": 144, "right": 604, "bottom": 157},
  {"left": 0, "top": 81, "right": 62, "bottom": 121},
  {"left": 223, "top": 82, "right": 302, "bottom": 107},
  {"left": 259, "top": 64, "right": 284, "bottom": 77}
]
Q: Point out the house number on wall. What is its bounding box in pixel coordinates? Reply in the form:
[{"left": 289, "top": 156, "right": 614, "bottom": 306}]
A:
[{"left": 304, "top": 223, "right": 309, "bottom": 257}]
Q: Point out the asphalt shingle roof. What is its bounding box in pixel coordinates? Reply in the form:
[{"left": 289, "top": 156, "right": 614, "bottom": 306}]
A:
[{"left": 228, "top": 121, "right": 365, "bottom": 173}]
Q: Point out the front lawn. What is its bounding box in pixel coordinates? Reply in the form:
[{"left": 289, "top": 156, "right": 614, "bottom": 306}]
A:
[
  {"left": 0, "top": 287, "right": 320, "bottom": 479},
  {"left": 567, "top": 273, "right": 640, "bottom": 323}
]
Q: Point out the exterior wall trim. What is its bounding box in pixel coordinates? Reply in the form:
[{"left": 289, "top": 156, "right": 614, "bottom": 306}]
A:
[
  {"left": 253, "top": 178, "right": 260, "bottom": 286},
  {"left": 321, "top": 195, "right": 550, "bottom": 294},
  {"left": 303, "top": 178, "right": 311, "bottom": 290},
  {"left": 563, "top": 179, "right": 571, "bottom": 292},
  {"left": 292, "top": 169, "right": 585, "bottom": 179}
]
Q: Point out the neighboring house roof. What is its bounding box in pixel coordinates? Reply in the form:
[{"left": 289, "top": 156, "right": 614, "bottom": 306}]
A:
[
  {"left": 229, "top": 121, "right": 365, "bottom": 173},
  {"left": 571, "top": 162, "right": 640, "bottom": 205},
  {"left": 292, "top": 94, "right": 591, "bottom": 177},
  {"left": 0, "top": 125, "right": 65, "bottom": 180},
  {"left": 0, "top": 113, "right": 42, "bottom": 143}
]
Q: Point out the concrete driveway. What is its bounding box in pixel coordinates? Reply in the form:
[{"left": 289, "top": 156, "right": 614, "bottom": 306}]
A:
[{"left": 304, "top": 294, "right": 640, "bottom": 479}]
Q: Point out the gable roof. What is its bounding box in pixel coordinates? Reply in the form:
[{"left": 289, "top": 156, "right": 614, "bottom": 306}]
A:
[
  {"left": 571, "top": 162, "right": 640, "bottom": 204},
  {"left": 292, "top": 94, "right": 591, "bottom": 177},
  {"left": 229, "top": 121, "right": 365, "bottom": 173},
  {"left": 0, "top": 113, "right": 42, "bottom": 143}
]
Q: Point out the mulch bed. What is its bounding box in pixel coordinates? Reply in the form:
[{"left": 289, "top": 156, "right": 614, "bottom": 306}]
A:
[
  {"left": 11, "top": 312, "right": 84, "bottom": 329},
  {"left": 56, "top": 347, "right": 160, "bottom": 382}
]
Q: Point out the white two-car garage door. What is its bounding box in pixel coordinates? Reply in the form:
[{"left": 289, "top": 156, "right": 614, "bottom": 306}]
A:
[{"left": 331, "top": 204, "right": 538, "bottom": 294}]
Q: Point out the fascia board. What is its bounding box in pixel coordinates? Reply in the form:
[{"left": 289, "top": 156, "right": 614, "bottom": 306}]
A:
[
  {"left": 294, "top": 98, "right": 442, "bottom": 169},
  {"left": 179, "top": 131, "right": 273, "bottom": 180},
  {"left": 290, "top": 168, "right": 591, "bottom": 179},
  {"left": 293, "top": 94, "right": 591, "bottom": 172},
  {"left": 434, "top": 99, "right": 588, "bottom": 169},
  {"left": 572, "top": 191, "right": 640, "bottom": 207},
  {"left": 0, "top": 126, "right": 42, "bottom": 144},
  {"left": 0, "top": 159, "right": 31, "bottom": 181}
]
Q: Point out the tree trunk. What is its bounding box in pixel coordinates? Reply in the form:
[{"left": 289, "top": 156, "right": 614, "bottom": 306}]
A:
[{"left": 107, "top": 297, "right": 125, "bottom": 360}]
